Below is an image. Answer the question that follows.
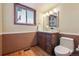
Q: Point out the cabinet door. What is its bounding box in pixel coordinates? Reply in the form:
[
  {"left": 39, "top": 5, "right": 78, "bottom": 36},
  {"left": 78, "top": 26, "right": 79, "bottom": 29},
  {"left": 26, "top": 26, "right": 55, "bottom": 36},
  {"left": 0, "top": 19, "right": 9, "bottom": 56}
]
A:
[
  {"left": 51, "top": 33, "right": 59, "bottom": 46},
  {"left": 37, "top": 32, "right": 46, "bottom": 51},
  {"left": 45, "top": 33, "right": 52, "bottom": 55},
  {"left": 37, "top": 32, "right": 59, "bottom": 55}
]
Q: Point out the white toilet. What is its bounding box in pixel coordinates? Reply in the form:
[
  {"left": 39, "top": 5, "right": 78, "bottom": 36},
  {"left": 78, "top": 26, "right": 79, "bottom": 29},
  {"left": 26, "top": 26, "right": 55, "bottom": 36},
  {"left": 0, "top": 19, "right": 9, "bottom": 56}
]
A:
[{"left": 54, "top": 37, "right": 74, "bottom": 56}]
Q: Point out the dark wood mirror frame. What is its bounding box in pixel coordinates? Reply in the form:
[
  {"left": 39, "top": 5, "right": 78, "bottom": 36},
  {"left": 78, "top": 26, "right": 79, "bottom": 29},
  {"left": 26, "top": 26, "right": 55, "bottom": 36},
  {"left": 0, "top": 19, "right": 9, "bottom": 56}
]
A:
[{"left": 14, "top": 3, "right": 36, "bottom": 25}]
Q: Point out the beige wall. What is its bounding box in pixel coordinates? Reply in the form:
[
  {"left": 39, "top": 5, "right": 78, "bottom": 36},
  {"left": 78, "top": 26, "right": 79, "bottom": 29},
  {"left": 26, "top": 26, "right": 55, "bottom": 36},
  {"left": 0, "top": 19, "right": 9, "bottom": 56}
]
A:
[
  {"left": 37, "top": 4, "right": 59, "bottom": 32},
  {"left": 3, "top": 3, "right": 37, "bottom": 33},
  {"left": 0, "top": 3, "right": 2, "bottom": 56},
  {"left": 3, "top": 3, "right": 79, "bottom": 33},
  {"left": 37, "top": 12, "right": 44, "bottom": 31},
  {"left": 0, "top": 4, "right": 2, "bottom": 33},
  {"left": 59, "top": 4, "right": 79, "bottom": 34},
  {"left": 38, "top": 3, "right": 79, "bottom": 34}
]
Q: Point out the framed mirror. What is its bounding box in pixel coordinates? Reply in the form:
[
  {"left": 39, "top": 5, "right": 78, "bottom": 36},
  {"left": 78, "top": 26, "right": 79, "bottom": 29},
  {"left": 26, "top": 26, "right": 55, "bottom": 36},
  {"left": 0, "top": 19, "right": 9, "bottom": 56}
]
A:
[{"left": 14, "top": 3, "right": 36, "bottom": 25}]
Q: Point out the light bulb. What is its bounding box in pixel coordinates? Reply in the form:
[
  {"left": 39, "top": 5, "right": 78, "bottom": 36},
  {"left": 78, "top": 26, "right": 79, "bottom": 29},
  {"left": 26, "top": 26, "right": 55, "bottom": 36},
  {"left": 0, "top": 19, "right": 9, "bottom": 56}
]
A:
[
  {"left": 53, "top": 8, "right": 59, "bottom": 13},
  {"left": 49, "top": 11, "right": 53, "bottom": 15}
]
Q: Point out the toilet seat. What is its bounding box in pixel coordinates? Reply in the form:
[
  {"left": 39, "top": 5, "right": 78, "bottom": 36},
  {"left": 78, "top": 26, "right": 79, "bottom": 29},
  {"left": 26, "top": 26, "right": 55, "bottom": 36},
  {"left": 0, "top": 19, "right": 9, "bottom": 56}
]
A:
[
  {"left": 54, "top": 46, "right": 71, "bottom": 56},
  {"left": 54, "top": 37, "right": 74, "bottom": 56}
]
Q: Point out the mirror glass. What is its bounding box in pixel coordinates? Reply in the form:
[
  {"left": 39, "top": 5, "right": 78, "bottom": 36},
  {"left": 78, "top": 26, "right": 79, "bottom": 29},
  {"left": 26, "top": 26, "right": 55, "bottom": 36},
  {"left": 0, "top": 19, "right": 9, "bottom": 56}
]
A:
[{"left": 42, "top": 9, "right": 59, "bottom": 32}]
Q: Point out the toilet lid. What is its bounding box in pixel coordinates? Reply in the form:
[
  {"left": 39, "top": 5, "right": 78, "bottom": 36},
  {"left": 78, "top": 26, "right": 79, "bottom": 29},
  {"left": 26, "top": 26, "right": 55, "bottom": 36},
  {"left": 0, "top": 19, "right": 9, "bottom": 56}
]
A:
[{"left": 55, "top": 46, "right": 70, "bottom": 54}]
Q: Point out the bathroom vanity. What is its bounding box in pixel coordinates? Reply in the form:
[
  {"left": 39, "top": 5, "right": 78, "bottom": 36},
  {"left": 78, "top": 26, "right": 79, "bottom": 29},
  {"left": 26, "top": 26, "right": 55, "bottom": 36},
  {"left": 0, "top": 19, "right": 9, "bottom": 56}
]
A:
[{"left": 37, "top": 31, "right": 59, "bottom": 55}]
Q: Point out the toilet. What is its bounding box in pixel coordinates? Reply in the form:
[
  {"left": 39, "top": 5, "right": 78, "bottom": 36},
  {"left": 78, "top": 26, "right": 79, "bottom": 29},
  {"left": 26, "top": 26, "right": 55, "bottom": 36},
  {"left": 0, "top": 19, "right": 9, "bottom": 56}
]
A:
[{"left": 54, "top": 37, "right": 74, "bottom": 56}]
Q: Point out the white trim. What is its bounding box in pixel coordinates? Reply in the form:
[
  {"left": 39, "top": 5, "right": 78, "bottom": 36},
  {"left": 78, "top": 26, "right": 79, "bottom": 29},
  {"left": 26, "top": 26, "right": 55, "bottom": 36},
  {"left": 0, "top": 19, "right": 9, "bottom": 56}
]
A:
[
  {"left": 1, "top": 31, "right": 79, "bottom": 35},
  {"left": 60, "top": 32, "right": 79, "bottom": 35},
  {"left": 2, "top": 31, "right": 37, "bottom": 34}
]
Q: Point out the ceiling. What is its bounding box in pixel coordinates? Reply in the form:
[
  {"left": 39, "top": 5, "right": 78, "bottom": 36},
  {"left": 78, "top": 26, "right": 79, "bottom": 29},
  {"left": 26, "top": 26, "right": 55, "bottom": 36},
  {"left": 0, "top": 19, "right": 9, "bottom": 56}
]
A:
[{"left": 21, "top": 3, "right": 58, "bottom": 13}]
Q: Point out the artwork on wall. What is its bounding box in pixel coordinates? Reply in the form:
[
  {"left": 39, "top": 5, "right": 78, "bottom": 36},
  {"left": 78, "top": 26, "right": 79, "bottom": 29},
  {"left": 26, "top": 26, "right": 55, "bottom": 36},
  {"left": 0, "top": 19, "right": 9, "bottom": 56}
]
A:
[
  {"left": 14, "top": 3, "right": 36, "bottom": 25},
  {"left": 49, "top": 12, "right": 59, "bottom": 29}
]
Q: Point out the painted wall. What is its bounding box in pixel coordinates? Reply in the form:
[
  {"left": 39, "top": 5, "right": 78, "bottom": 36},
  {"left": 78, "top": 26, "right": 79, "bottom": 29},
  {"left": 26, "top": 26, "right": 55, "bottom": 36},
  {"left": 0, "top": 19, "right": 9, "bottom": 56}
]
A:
[
  {"left": 2, "top": 3, "right": 59, "bottom": 33},
  {"left": 3, "top": 3, "right": 79, "bottom": 33},
  {"left": 3, "top": 3, "right": 37, "bottom": 33},
  {"left": 37, "top": 4, "right": 59, "bottom": 32},
  {"left": 0, "top": 3, "right": 2, "bottom": 55},
  {"left": 59, "top": 4, "right": 79, "bottom": 34},
  {"left": 38, "top": 3, "right": 79, "bottom": 34},
  {"left": 0, "top": 4, "right": 2, "bottom": 33}
]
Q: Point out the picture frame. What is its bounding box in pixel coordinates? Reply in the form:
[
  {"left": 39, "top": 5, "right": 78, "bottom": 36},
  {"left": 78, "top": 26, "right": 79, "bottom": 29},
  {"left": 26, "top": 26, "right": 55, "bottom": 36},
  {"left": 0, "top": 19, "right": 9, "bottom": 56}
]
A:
[
  {"left": 49, "top": 12, "right": 59, "bottom": 29},
  {"left": 14, "top": 3, "right": 36, "bottom": 25}
]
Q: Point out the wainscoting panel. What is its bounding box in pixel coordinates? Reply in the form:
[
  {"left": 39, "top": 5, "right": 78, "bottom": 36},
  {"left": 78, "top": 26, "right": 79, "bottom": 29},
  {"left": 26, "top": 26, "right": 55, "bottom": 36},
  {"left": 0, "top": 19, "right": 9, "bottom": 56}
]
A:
[
  {"left": 0, "top": 34, "right": 2, "bottom": 56},
  {"left": 2, "top": 32, "right": 37, "bottom": 55},
  {"left": 59, "top": 33, "right": 79, "bottom": 55},
  {"left": 59, "top": 34, "right": 79, "bottom": 49}
]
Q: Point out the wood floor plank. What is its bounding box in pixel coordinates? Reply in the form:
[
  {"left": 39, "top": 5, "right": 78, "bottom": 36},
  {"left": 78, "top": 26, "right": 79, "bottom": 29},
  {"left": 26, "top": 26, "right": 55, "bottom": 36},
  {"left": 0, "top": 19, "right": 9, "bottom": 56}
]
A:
[
  {"left": 5, "top": 46, "right": 49, "bottom": 56},
  {"left": 31, "top": 46, "right": 49, "bottom": 56}
]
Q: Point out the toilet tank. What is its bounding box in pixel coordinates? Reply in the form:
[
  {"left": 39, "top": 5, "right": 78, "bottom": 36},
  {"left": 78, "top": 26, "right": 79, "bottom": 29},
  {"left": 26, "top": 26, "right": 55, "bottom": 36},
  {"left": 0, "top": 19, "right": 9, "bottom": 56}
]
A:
[{"left": 60, "top": 37, "right": 74, "bottom": 51}]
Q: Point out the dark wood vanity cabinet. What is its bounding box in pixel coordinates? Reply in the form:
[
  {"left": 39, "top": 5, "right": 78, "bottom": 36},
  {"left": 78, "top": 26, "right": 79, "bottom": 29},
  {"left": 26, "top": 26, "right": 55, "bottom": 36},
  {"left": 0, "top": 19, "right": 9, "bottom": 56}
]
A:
[{"left": 37, "top": 32, "right": 59, "bottom": 55}]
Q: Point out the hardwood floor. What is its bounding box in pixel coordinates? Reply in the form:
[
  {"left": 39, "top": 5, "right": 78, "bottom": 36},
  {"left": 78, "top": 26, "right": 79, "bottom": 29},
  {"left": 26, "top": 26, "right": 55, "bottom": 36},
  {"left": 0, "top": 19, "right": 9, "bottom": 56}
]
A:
[
  {"left": 31, "top": 46, "right": 49, "bottom": 56},
  {"left": 4, "top": 46, "right": 79, "bottom": 56},
  {"left": 5, "top": 46, "right": 49, "bottom": 56}
]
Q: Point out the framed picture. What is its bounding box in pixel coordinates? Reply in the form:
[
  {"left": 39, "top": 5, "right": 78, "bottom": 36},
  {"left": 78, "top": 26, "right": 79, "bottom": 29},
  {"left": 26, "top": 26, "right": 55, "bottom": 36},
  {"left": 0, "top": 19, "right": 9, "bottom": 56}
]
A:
[
  {"left": 49, "top": 13, "right": 59, "bottom": 29},
  {"left": 14, "top": 3, "right": 36, "bottom": 25}
]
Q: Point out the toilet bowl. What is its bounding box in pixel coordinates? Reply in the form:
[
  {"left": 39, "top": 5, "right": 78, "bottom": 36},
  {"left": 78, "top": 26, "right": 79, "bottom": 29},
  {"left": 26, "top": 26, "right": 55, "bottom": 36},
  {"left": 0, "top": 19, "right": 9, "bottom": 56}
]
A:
[
  {"left": 54, "top": 37, "right": 74, "bottom": 56},
  {"left": 54, "top": 46, "right": 73, "bottom": 56}
]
